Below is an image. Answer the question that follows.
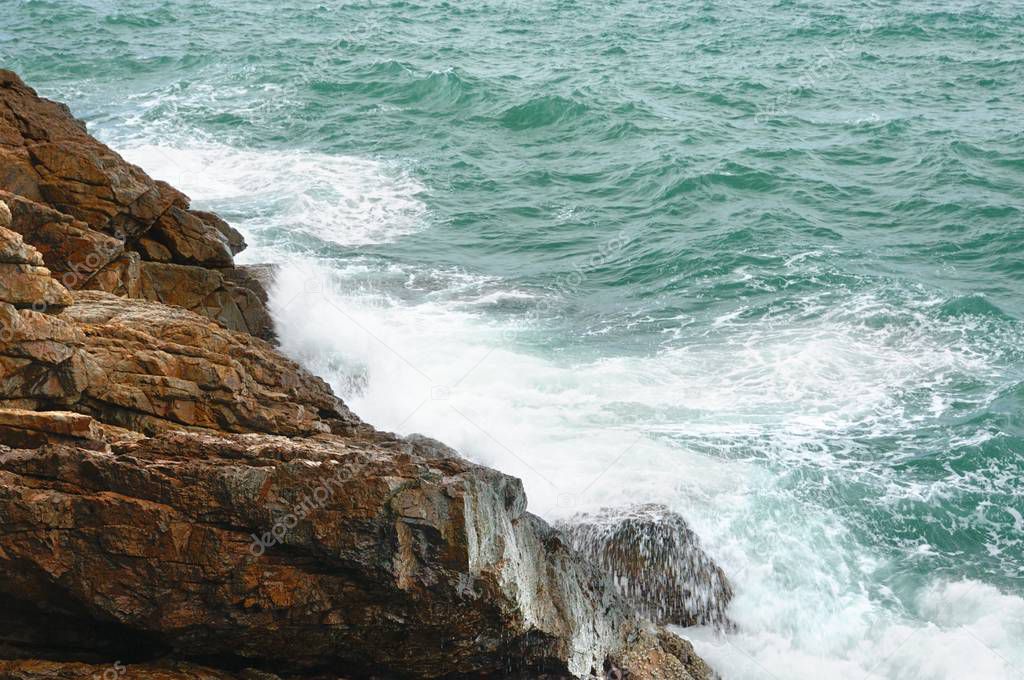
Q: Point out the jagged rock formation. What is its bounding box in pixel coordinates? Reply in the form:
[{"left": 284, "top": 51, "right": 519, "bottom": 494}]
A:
[
  {"left": 0, "top": 70, "right": 271, "bottom": 339},
  {"left": 0, "top": 71, "right": 722, "bottom": 680},
  {"left": 0, "top": 217, "right": 73, "bottom": 309},
  {"left": 559, "top": 504, "right": 734, "bottom": 630},
  {"left": 0, "top": 71, "right": 238, "bottom": 262},
  {"left": 0, "top": 189, "right": 123, "bottom": 289},
  {"left": 0, "top": 429, "right": 628, "bottom": 677}
]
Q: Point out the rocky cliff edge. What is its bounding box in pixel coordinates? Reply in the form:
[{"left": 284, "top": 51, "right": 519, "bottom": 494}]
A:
[{"left": 0, "top": 70, "right": 720, "bottom": 680}]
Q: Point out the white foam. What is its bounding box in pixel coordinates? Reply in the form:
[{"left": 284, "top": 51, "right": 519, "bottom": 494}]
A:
[
  {"left": 268, "top": 255, "right": 1024, "bottom": 679},
  {"left": 118, "top": 143, "right": 427, "bottom": 250}
]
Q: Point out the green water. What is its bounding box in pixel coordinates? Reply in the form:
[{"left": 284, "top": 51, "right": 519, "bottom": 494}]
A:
[{"left": 4, "top": 1, "right": 1024, "bottom": 677}]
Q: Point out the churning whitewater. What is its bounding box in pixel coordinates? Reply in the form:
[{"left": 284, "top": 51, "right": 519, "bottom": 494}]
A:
[
  {"left": 8, "top": 0, "right": 1023, "bottom": 677},
  {"left": 126, "top": 137, "right": 1024, "bottom": 680}
]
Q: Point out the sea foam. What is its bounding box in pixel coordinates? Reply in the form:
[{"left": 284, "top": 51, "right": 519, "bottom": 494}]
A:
[{"left": 117, "top": 139, "right": 1024, "bottom": 680}]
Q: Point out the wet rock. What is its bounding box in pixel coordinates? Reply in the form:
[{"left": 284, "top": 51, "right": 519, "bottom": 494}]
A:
[
  {"left": 228, "top": 263, "right": 276, "bottom": 292},
  {"left": 609, "top": 628, "right": 716, "bottom": 680},
  {"left": 402, "top": 432, "right": 462, "bottom": 459},
  {"left": 559, "top": 504, "right": 734, "bottom": 630},
  {"left": 0, "top": 429, "right": 689, "bottom": 679}
]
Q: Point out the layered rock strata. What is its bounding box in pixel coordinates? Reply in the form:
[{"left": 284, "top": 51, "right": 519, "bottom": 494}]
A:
[
  {"left": 0, "top": 70, "right": 271, "bottom": 339},
  {"left": 0, "top": 71, "right": 723, "bottom": 680}
]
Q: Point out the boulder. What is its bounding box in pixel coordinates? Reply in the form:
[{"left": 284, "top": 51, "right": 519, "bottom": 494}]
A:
[
  {"left": 194, "top": 209, "right": 246, "bottom": 255},
  {"left": 140, "top": 205, "right": 235, "bottom": 267},
  {"left": 559, "top": 504, "right": 734, "bottom": 630}
]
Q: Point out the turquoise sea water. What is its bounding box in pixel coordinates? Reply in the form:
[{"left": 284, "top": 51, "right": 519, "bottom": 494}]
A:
[{"left": 5, "top": 1, "right": 1024, "bottom": 677}]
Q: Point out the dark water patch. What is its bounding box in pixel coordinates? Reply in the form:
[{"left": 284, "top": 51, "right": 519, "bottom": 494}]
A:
[{"left": 499, "top": 94, "right": 589, "bottom": 130}]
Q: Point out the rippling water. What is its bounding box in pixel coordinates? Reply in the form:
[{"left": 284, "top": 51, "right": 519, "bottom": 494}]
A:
[{"left": 5, "top": 1, "right": 1024, "bottom": 677}]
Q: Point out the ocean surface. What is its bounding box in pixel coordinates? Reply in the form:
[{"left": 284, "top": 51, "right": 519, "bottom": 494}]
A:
[{"left": 5, "top": 1, "right": 1024, "bottom": 677}]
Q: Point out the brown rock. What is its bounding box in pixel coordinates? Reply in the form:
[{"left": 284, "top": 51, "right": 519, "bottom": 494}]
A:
[
  {"left": 80, "top": 252, "right": 143, "bottom": 298},
  {"left": 2, "top": 91, "right": 173, "bottom": 233},
  {"left": 0, "top": 71, "right": 719, "bottom": 680},
  {"left": 220, "top": 265, "right": 275, "bottom": 340},
  {"left": 0, "top": 190, "right": 123, "bottom": 286},
  {"left": 0, "top": 230, "right": 74, "bottom": 308},
  {"left": 0, "top": 222, "right": 44, "bottom": 265},
  {"left": 136, "top": 235, "right": 173, "bottom": 262},
  {"left": 140, "top": 261, "right": 273, "bottom": 338},
  {"left": 194, "top": 209, "right": 246, "bottom": 255},
  {"left": 0, "top": 71, "right": 274, "bottom": 339},
  {"left": 0, "top": 660, "right": 287, "bottom": 680},
  {"left": 0, "top": 408, "right": 106, "bottom": 450},
  {"left": 60, "top": 290, "right": 357, "bottom": 436},
  {"left": 0, "top": 263, "right": 74, "bottom": 308},
  {"left": 142, "top": 205, "right": 234, "bottom": 266},
  {"left": 0, "top": 70, "right": 244, "bottom": 262},
  {"left": 0, "top": 429, "right": 687, "bottom": 679},
  {"left": 0, "top": 408, "right": 97, "bottom": 438},
  {"left": 0, "top": 302, "right": 93, "bottom": 404}
]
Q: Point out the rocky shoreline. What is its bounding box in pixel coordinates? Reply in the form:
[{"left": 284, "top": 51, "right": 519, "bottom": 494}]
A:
[{"left": 0, "top": 70, "right": 726, "bottom": 679}]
